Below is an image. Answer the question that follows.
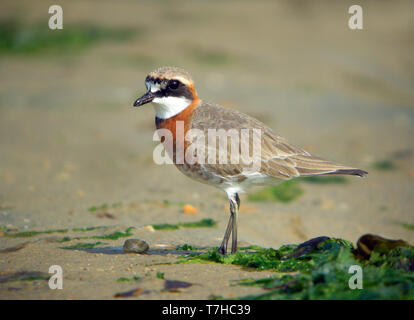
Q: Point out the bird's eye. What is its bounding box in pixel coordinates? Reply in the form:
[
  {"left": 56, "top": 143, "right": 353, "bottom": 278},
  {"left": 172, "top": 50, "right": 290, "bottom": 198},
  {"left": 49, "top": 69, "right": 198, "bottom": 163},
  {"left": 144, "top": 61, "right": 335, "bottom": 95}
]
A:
[{"left": 168, "top": 80, "right": 180, "bottom": 90}]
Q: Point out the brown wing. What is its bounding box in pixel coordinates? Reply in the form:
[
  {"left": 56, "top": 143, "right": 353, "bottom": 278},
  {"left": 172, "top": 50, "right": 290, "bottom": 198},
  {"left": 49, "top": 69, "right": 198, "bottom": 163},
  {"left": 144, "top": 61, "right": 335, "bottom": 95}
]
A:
[{"left": 189, "top": 102, "right": 367, "bottom": 180}]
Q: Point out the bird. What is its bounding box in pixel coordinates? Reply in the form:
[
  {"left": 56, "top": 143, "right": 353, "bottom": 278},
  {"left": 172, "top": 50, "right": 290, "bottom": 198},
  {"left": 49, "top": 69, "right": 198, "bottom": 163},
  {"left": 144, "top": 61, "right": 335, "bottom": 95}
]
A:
[{"left": 133, "top": 66, "right": 367, "bottom": 255}]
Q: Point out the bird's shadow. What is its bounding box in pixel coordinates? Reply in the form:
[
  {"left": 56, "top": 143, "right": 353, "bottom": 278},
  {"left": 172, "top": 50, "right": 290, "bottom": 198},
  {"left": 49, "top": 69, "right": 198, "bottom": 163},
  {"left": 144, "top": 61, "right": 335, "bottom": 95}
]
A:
[{"left": 71, "top": 246, "right": 204, "bottom": 256}]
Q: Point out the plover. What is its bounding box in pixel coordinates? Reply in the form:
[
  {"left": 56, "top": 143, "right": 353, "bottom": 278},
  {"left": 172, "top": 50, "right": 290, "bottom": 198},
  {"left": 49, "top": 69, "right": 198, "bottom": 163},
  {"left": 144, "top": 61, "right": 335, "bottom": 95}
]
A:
[{"left": 133, "top": 66, "right": 367, "bottom": 254}]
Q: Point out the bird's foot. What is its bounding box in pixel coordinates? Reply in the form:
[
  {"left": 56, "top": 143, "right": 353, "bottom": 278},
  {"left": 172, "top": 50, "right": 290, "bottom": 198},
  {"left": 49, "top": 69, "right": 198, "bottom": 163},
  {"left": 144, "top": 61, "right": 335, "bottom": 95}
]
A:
[{"left": 217, "top": 246, "right": 227, "bottom": 255}]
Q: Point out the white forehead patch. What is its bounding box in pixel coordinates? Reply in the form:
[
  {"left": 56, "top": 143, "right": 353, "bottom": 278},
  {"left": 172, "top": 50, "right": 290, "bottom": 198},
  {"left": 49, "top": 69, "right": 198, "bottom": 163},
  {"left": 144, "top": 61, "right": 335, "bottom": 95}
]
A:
[{"left": 146, "top": 81, "right": 161, "bottom": 93}]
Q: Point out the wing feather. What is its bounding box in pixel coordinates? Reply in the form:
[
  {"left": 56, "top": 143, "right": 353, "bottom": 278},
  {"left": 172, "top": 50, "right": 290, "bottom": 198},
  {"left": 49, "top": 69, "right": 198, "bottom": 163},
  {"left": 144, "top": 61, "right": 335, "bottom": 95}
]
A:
[{"left": 189, "top": 102, "right": 367, "bottom": 181}]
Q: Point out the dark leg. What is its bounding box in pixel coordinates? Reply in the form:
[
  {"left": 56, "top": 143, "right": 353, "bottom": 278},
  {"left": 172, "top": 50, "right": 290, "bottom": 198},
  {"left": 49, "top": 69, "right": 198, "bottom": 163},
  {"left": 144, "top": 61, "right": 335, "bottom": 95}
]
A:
[
  {"left": 235, "top": 193, "right": 240, "bottom": 209},
  {"left": 217, "top": 213, "right": 233, "bottom": 254},
  {"left": 217, "top": 193, "right": 240, "bottom": 255},
  {"left": 230, "top": 193, "right": 239, "bottom": 253}
]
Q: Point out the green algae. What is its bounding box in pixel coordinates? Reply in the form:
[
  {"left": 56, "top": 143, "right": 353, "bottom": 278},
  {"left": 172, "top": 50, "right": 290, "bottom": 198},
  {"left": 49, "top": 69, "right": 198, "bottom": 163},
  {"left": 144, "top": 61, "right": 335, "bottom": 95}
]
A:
[
  {"left": 177, "top": 237, "right": 414, "bottom": 299},
  {"left": 152, "top": 219, "right": 217, "bottom": 230},
  {"left": 162, "top": 200, "right": 186, "bottom": 206},
  {"left": 11, "top": 275, "right": 49, "bottom": 282},
  {"left": 176, "top": 244, "right": 196, "bottom": 251},
  {"left": 58, "top": 237, "right": 72, "bottom": 243},
  {"left": 178, "top": 239, "right": 341, "bottom": 272},
  {"left": 0, "top": 272, "right": 49, "bottom": 283},
  {"left": 247, "top": 180, "right": 303, "bottom": 203},
  {"left": 152, "top": 223, "right": 180, "bottom": 231},
  {"left": 88, "top": 202, "right": 123, "bottom": 212},
  {"left": 238, "top": 246, "right": 414, "bottom": 300},
  {"left": 3, "top": 225, "right": 110, "bottom": 238},
  {"left": 396, "top": 222, "right": 414, "bottom": 231},
  {"left": 116, "top": 276, "right": 141, "bottom": 282},
  {"left": 17, "top": 275, "right": 49, "bottom": 282},
  {"left": 88, "top": 203, "right": 109, "bottom": 212},
  {"left": 60, "top": 241, "right": 106, "bottom": 250},
  {"left": 371, "top": 159, "right": 397, "bottom": 171},
  {"left": 3, "top": 228, "right": 68, "bottom": 237},
  {"left": 3, "top": 225, "right": 135, "bottom": 243},
  {"left": 91, "top": 227, "right": 135, "bottom": 240},
  {"left": 243, "top": 242, "right": 414, "bottom": 299},
  {"left": 0, "top": 19, "right": 137, "bottom": 55},
  {"left": 72, "top": 226, "right": 109, "bottom": 232},
  {"left": 180, "top": 219, "right": 217, "bottom": 228}
]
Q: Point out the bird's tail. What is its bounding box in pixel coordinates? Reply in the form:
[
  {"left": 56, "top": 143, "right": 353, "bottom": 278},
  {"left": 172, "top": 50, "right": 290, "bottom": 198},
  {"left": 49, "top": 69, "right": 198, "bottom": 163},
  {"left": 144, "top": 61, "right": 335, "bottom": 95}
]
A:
[
  {"left": 322, "top": 168, "right": 368, "bottom": 177},
  {"left": 289, "top": 154, "right": 368, "bottom": 177}
]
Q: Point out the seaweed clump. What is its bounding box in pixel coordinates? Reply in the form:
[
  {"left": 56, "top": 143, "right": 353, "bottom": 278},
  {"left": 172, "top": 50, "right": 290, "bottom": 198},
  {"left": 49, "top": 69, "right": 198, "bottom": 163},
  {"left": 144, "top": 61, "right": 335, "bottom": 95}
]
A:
[{"left": 178, "top": 235, "right": 414, "bottom": 299}]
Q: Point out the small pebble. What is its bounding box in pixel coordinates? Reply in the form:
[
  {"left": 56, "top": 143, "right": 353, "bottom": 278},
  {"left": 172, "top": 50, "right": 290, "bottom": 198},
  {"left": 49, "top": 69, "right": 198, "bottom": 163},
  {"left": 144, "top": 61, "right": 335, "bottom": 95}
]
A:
[
  {"left": 123, "top": 239, "right": 149, "bottom": 254},
  {"left": 144, "top": 225, "right": 155, "bottom": 232}
]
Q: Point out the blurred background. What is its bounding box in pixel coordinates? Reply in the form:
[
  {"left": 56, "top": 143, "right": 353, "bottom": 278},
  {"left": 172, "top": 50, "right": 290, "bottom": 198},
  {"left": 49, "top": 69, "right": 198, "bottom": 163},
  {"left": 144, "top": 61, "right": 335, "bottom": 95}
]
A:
[{"left": 0, "top": 0, "right": 413, "bottom": 248}]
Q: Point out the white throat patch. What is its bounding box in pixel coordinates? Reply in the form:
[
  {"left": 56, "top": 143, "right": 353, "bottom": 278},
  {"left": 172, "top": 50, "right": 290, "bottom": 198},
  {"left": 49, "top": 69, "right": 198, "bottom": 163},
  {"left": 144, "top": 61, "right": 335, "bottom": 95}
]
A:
[
  {"left": 146, "top": 81, "right": 192, "bottom": 119},
  {"left": 152, "top": 96, "right": 192, "bottom": 119}
]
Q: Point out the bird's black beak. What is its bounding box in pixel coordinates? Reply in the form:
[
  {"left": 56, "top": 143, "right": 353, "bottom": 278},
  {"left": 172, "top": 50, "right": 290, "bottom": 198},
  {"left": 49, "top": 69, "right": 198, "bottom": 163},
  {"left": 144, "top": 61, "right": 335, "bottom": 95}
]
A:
[{"left": 133, "top": 91, "right": 155, "bottom": 107}]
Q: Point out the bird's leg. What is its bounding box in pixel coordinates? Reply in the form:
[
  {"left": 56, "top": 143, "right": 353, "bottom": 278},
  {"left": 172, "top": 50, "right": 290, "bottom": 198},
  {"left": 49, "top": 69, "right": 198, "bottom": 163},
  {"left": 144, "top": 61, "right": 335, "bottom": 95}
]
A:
[
  {"left": 217, "top": 213, "right": 233, "bottom": 255},
  {"left": 230, "top": 193, "right": 239, "bottom": 254},
  {"left": 217, "top": 193, "right": 240, "bottom": 255}
]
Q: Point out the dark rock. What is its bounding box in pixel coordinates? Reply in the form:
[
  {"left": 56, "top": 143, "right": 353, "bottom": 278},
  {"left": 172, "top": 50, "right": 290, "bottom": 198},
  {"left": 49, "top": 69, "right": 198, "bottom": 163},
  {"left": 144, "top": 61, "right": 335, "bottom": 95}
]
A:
[
  {"left": 123, "top": 239, "right": 149, "bottom": 254},
  {"left": 164, "top": 280, "right": 193, "bottom": 291},
  {"left": 282, "top": 236, "right": 330, "bottom": 260},
  {"left": 354, "top": 234, "right": 411, "bottom": 259}
]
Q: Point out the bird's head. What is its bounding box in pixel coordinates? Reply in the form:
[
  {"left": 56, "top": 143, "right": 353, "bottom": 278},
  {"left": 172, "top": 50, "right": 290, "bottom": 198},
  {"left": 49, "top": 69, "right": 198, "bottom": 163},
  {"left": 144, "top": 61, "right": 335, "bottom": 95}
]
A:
[{"left": 133, "top": 66, "right": 199, "bottom": 119}]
